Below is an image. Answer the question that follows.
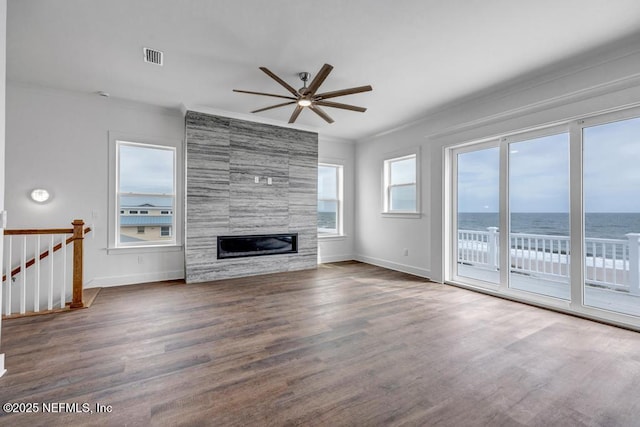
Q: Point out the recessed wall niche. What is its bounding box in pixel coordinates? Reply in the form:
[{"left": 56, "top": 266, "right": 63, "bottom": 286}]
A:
[{"left": 184, "top": 111, "right": 318, "bottom": 283}]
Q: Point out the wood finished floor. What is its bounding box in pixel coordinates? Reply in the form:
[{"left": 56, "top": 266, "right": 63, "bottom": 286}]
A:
[{"left": 1, "top": 261, "right": 640, "bottom": 426}]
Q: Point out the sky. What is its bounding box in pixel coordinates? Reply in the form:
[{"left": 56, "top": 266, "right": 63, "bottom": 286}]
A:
[
  {"left": 119, "top": 144, "right": 175, "bottom": 194},
  {"left": 457, "top": 117, "right": 640, "bottom": 213},
  {"left": 318, "top": 165, "right": 337, "bottom": 200},
  {"left": 318, "top": 165, "right": 337, "bottom": 213},
  {"left": 390, "top": 157, "right": 416, "bottom": 184}
]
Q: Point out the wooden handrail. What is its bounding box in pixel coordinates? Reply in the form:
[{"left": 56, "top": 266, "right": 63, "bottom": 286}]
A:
[
  {"left": 4, "top": 228, "right": 74, "bottom": 235},
  {"left": 2, "top": 225, "right": 92, "bottom": 282}
]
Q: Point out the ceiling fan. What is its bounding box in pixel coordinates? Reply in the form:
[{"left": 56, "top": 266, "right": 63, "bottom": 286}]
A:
[{"left": 233, "top": 63, "right": 372, "bottom": 124}]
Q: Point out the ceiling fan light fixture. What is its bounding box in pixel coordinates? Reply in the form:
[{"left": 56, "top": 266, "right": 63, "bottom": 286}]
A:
[{"left": 234, "top": 64, "right": 372, "bottom": 124}]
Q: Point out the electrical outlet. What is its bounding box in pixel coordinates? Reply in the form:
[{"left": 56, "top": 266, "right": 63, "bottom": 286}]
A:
[
  {"left": 267, "top": 177, "right": 273, "bottom": 185},
  {"left": 403, "top": 248, "right": 409, "bottom": 256},
  {"left": 254, "top": 176, "right": 260, "bottom": 184}
]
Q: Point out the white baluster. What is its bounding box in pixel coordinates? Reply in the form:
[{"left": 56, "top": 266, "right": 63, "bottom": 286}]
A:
[
  {"left": 487, "top": 227, "right": 498, "bottom": 271},
  {"left": 591, "top": 241, "right": 597, "bottom": 281},
  {"left": 61, "top": 235, "right": 67, "bottom": 309},
  {"left": 5, "top": 236, "right": 11, "bottom": 316},
  {"left": 564, "top": 239, "right": 568, "bottom": 276},
  {"left": 462, "top": 232, "right": 467, "bottom": 263},
  {"left": 20, "top": 235, "right": 26, "bottom": 314},
  {"left": 34, "top": 235, "right": 40, "bottom": 312},
  {"left": 533, "top": 237, "right": 540, "bottom": 273},
  {"left": 465, "top": 232, "right": 469, "bottom": 262},
  {"left": 48, "top": 235, "right": 54, "bottom": 310},
  {"left": 624, "top": 241, "right": 629, "bottom": 289},
  {"left": 544, "top": 238, "right": 547, "bottom": 274},
  {"left": 626, "top": 233, "right": 640, "bottom": 296},
  {"left": 601, "top": 242, "right": 606, "bottom": 282},
  {"left": 611, "top": 243, "right": 616, "bottom": 286}
]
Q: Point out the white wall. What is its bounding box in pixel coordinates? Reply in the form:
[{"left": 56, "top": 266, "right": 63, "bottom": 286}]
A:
[
  {"left": 355, "top": 33, "right": 640, "bottom": 283},
  {"left": 0, "top": 0, "right": 7, "bottom": 377},
  {"left": 318, "top": 136, "right": 355, "bottom": 263},
  {"left": 5, "top": 83, "right": 358, "bottom": 285},
  {"left": 5, "top": 83, "right": 185, "bottom": 287},
  {"left": 354, "top": 127, "right": 431, "bottom": 278}
]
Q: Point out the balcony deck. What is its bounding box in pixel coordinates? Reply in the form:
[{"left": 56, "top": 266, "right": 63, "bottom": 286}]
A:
[{"left": 457, "top": 264, "right": 640, "bottom": 317}]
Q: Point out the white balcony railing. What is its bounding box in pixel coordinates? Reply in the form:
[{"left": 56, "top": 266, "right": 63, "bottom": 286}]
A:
[{"left": 458, "top": 228, "right": 640, "bottom": 295}]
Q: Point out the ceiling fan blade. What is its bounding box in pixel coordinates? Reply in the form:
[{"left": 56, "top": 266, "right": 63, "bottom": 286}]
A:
[
  {"left": 233, "top": 89, "right": 297, "bottom": 100},
  {"left": 288, "top": 105, "right": 304, "bottom": 123},
  {"left": 305, "top": 63, "right": 333, "bottom": 96},
  {"left": 309, "top": 105, "right": 334, "bottom": 124},
  {"left": 314, "top": 100, "right": 367, "bottom": 113},
  {"left": 259, "top": 67, "right": 300, "bottom": 97},
  {"left": 251, "top": 101, "right": 297, "bottom": 113},
  {"left": 315, "top": 85, "right": 373, "bottom": 100}
]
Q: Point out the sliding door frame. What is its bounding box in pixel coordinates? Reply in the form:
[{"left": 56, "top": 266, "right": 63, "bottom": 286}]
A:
[
  {"left": 450, "top": 139, "right": 500, "bottom": 291},
  {"left": 445, "top": 106, "right": 640, "bottom": 331},
  {"left": 502, "top": 124, "right": 571, "bottom": 302}
]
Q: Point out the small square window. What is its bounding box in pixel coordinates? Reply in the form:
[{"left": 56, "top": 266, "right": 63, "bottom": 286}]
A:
[{"left": 137, "top": 226, "right": 145, "bottom": 234}]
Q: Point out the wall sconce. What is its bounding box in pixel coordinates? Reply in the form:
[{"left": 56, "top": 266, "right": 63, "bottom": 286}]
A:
[{"left": 30, "top": 188, "right": 51, "bottom": 203}]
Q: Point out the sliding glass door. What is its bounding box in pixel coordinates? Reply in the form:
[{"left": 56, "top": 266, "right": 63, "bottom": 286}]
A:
[
  {"left": 454, "top": 144, "right": 500, "bottom": 286},
  {"left": 583, "top": 116, "right": 640, "bottom": 317},
  {"left": 508, "top": 133, "right": 570, "bottom": 300},
  {"left": 448, "top": 108, "right": 640, "bottom": 328}
]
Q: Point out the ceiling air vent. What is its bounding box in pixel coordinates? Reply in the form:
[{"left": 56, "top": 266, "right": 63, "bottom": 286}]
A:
[{"left": 143, "top": 47, "right": 163, "bottom": 66}]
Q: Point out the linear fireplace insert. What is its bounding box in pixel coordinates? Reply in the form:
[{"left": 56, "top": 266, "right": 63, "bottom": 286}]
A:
[{"left": 217, "top": 233, "right": 298, "bottom": 259}]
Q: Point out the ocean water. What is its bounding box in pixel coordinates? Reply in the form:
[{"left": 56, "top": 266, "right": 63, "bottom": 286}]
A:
[
  {"left": 320, "top": 210, "right": 640, "bottom": 242},
  {"left": 318, "top": 211, "right": 336, "bottom": 229},
  {"left": 458, "top": 212, "right": 640, "bottom": 240}
]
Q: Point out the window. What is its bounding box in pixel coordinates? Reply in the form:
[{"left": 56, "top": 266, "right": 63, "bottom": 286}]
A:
[
  {"left": 318, "top": 163, "right": 343, "bottom": 235},
  {"left": 115, "top": 141, "right": 176, "bottom": 247},
  {"left": 384, "top": 153, "right": 418, "bottom": 213},
  {"left": 161, "top": 210, "right": 170, "bottom": 215}
]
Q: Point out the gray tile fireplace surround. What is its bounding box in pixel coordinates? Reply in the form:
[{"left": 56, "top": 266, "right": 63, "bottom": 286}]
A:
[{"left": 185, "top": 111, "right": 318, "bottom": 283}]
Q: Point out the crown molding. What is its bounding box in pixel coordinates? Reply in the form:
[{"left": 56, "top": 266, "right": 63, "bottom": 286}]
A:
[
  {"left": 361, "top": 33, "right": 640, "bottom": 143},
  {"left": 425, "top": 71, "right": 640, "bottom": 141}
]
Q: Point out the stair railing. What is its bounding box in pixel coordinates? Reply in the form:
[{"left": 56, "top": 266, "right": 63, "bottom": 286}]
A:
[{"left": 2, "top": 219, "right": 90, "bottom": 317}]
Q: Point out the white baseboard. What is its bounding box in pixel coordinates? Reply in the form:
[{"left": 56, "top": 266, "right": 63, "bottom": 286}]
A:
[
  {"left": 85, "top": 270, "right": 185, "bottom": 288},
  {"left": 318, "top": 253, "right": 355, "bottom": 264},
  {"left": 354, "top": 254, "right": 431, "bottom": 279},
  {"left": 0, "top": 353, "right": 5, "bottom": 377}
]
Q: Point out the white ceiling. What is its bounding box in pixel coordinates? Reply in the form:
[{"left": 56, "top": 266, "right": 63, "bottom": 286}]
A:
[{"left": 6, "top": 0, "right": 640, "bottom": 141}]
